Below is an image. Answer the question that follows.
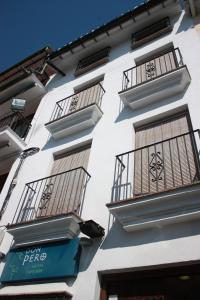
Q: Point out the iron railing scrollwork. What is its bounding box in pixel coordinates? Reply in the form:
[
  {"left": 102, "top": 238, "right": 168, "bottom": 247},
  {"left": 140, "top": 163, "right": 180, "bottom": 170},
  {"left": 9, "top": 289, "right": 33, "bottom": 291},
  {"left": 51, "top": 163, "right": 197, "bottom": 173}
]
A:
[
  {"left": 12, "top": 167, "right": 91, "bottom": 224},
  {"left": 112, "top": 130, "right": 200, "bottom": 202},
  {"left": 49, "top": 82, "right": 105, "bottom": 123},
  {"left": 121, "top": 48, "right": 184, "bottom": 91}
]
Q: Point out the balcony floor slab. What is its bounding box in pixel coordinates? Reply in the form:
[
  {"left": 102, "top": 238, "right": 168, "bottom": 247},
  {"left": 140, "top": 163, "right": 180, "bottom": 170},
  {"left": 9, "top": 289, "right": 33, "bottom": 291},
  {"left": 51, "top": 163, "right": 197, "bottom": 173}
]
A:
[
  {"left": 107, "top": 182, "right": 200, "bottom": 232},
  {"left": 0, "top": 126, "right": 26, "bottom": 160},
  {"left": 7, "top": 212, "right": 82, "bottom": 246},
  {"left": 119, "top": 66, "right": 191, "bottom": 110},
  {"left": 45, "top": 104, "right": 103, "bottom": 139},
  {"left": 0, "top": 73, "right": 46, "bottom": 103}
]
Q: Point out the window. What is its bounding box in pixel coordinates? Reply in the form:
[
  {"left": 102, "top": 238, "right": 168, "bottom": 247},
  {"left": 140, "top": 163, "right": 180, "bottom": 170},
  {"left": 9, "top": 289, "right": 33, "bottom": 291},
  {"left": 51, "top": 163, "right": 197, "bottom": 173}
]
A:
[
  {"left": 37, "top": 144, "right": 91, "bottom": 218},
  {"left": 74, "top": 47, "right": 110, "bottom": 76},
  {"left": 69, "top": 79, "right": 104, "bottom": 113},
  {"left": 134, "top": 46, "right": 178, "bottom": 85},
  {"left": 0, "top": 173, "right": 9, "bottom": 193},
  {"left": 132, "top": 17, "right": 172, "bottom": 48},
  {"left": 134, "top": 111, "right": 197, "bottom": 196}
]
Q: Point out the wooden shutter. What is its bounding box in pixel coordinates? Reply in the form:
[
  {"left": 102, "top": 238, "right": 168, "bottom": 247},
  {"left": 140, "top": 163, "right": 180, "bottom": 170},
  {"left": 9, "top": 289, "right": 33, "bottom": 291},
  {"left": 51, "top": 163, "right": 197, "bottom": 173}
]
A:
[
  {"left": 38, "top": 144, "right": 91, "bottom": 217},
  {"left": 136, "top": 49, "right": 177, "bottom": 85},
  {"left": 69, "top": 81, "right": 103, "bottom": 113},
  {"left": 134, "top": 112, "right": 197, "bottom": 196},
  {"left": 132, "top": 18, "right": 171, "bottom": 49},
  {"left": 51, "top": 144, "right": 91, "bottom": 174},
  {"left": 74, "top": 47, "right": 110, "bottom": 76}
]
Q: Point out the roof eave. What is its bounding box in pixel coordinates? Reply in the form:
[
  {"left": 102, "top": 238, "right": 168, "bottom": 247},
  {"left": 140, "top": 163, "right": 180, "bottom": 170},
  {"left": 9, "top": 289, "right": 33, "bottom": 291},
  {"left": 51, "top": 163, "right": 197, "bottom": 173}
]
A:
[{"left": 49, "top": 0, "right": 176, "bottom": 60}]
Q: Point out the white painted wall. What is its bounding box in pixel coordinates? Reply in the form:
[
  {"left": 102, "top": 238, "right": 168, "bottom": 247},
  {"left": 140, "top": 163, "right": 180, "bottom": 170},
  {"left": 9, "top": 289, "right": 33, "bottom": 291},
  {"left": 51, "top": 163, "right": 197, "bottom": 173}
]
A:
[{"left": 0, "top": 5, "right": 200, "bottom": 300}]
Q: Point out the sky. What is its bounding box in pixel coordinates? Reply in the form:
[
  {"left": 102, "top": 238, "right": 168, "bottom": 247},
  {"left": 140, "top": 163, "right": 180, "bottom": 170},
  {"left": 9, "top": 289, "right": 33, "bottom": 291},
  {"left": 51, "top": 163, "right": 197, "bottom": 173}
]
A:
[{"left": 0, "top": 0, "right": 143, "bottom": 73}]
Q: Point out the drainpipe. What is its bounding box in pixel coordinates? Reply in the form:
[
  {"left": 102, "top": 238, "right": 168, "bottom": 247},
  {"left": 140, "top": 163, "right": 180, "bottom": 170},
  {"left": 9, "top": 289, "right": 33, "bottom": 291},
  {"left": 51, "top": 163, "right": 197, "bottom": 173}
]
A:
[
  {"left": 189, "top": 0, "right": 196, "bottom": 17},
  {"left": 0, "top": 147, "right": 40, "bottom": 219}
]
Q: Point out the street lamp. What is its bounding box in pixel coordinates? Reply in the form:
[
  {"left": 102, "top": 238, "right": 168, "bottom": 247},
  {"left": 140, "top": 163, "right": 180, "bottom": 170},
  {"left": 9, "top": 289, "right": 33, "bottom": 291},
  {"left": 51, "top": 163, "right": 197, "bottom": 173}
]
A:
[{"left": 0, "top": 147, "right": 40, "bottom": 218}]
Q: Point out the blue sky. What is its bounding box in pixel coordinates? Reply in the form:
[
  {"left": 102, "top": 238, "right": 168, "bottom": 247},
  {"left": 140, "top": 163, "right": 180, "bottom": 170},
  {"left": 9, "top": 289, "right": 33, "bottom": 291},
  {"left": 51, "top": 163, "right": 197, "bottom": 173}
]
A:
[{"left": 0, "top": 0, "right": 143, "bottom": 72}]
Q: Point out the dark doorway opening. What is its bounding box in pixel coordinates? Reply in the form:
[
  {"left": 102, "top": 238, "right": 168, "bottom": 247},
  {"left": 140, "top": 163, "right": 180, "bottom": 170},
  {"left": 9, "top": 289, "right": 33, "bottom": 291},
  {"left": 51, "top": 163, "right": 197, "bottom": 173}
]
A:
[{"left": 100, "top": 262, "right": 200, "bottom": 300}]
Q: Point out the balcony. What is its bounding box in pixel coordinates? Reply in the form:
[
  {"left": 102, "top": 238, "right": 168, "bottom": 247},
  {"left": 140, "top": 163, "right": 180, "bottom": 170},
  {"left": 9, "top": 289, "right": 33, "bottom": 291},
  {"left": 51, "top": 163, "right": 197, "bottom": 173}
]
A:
[
  {"left": 7, "top": 167, "right": 90, "bottom": 246},
  {"left": 107, "top": 130, "right": 200, "bottom": 231},
  {"left": 45, "top": 82, "right": 105, "bottom": 139},
  {"left": 119, "top": 48, "right": 191, "bottom": 110},
  {"left": 0, "top": 47, "right": 54, "bottom": 102},
  {"left": 0, "top": 112, "right": 31, "bottom": 159},
  {"left": 0, "top": 72, "right": 47, "bottom": 103}
]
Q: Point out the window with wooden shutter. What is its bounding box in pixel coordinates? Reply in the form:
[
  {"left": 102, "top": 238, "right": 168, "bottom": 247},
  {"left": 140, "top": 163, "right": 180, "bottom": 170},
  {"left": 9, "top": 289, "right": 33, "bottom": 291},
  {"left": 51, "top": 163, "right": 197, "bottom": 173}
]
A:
[
  {"left": 69, "top": 80, "right": 104, "bottom": 113},
  {"left": 51, "top": 144, "right": 91, "bottom": 174},
  {"left": 37, "top": 144, "right": 91, "bottom": 217},
  {"left": 132, "top": 18, "right": 172, "bottom": 49},
  {"left": 135, "top": 47, "right": 178, "bottom": 85},
  {"left": 134, "top": 112, "right": 199, "bottom": 196},
  {"left": 74, "top": 47, "right": 110, "bottom": 76}
]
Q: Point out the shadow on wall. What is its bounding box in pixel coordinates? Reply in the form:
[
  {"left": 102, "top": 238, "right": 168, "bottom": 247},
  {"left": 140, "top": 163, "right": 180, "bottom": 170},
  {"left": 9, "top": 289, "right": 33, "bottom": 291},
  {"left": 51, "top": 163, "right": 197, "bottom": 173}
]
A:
[
  {"left": 41, "top": 126, "right": 94, "bottom": 151},
  {"left": 115, "top": 87, "right": 189, "bottom": 123},
  {"left": 79, "top": 238, "right": 103, "bottom": 273},
  {"left": 65, "top": 237, "right": 103, "bottom": 287},
  {"left": 101, "top": 218, "right": 200, "bottom": 250},
  {"left": 109, "top": 41, "right": 131, "bottom": 63},
  {"left": 47, "top": 70, "right": 75, "bottom": 91},
  {"left": 176, "top": 12, "right": 193, "bottom": 34}
]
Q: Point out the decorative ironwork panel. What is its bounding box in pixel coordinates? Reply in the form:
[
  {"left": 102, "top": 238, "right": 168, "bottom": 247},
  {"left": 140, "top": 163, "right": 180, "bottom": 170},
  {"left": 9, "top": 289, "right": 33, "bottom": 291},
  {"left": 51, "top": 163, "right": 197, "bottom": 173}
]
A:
[
  {"left": 39, "top": 183, "right": 54, "bottom": 209},
  {"left": 149, "top": 151, "right": 164, "bottom": 182},
  {"left": 69, "top": 96, "right": 79, "bottom": 112},
  {"left": 146, "top": 62, "right": 156, "bottom": 78}
]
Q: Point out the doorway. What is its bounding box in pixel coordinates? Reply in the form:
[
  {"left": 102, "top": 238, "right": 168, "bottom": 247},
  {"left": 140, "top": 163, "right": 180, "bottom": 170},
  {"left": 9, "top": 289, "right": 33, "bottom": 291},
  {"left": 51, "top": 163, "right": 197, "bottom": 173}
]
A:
[{"left": 101, "top": 263, "right": 200, "bottom": 300}]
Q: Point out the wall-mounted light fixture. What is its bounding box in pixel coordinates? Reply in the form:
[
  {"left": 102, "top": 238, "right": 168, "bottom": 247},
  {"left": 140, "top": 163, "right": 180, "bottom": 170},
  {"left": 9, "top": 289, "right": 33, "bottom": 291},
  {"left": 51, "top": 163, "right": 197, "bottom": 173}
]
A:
[
  {"left": 79, "top": 220, "right": 105, "bottom": 238},
  {"left": 11, "top": 99, "right": 26, "bottom": 112}
]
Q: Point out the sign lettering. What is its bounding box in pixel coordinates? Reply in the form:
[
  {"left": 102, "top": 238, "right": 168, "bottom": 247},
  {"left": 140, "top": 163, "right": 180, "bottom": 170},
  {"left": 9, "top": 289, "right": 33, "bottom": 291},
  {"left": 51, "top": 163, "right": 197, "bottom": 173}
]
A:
[{"left": 22, "top": 247, "right": 47, "bottom": 265}]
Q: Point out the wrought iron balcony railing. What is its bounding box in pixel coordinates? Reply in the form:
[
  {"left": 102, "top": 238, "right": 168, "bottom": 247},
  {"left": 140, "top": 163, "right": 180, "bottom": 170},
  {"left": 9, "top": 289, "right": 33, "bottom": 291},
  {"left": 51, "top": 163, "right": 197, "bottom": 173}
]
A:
[
  {"left": 121, "top": 48, "right": 184, "bottom": 91},
  {"left": 49, "top": 82, "right": 105, "bottom": 123},
  {"left": 112, "top": 130, "right": 200, "bottom": 203},
  {"left": 0, "top": 112, "right": 31, "bottom": 139},
  {"left": 12, "top": 167, "right": 91, "bottom": 224}
]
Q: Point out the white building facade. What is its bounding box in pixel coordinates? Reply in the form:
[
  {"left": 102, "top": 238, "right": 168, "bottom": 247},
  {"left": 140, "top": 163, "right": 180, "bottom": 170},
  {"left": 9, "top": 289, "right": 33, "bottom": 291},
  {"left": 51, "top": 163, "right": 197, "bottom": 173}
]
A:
[{"left": 0, "top": 0, "right": 200, "bottom": 299}]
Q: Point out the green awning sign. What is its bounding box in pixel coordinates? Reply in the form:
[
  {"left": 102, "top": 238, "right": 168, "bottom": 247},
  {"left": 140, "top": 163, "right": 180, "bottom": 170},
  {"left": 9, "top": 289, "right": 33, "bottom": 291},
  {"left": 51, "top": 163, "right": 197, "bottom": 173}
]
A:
[{"left": 1, "top": 238, "right": 81, "bottom": 283}]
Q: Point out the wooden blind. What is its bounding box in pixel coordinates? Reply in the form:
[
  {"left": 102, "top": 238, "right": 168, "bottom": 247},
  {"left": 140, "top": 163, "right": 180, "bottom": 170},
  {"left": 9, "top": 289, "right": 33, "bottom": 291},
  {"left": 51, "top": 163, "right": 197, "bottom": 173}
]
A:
[
  {"left": 75, "top": 47, "right": 110, "bottom": 76},
  {"left": 132, "top": 18, "right": 172, "bottom": 48},
  {"left": 37, "top": 144, "right": 91, "bottom": 217},
  {"left": 51, "top": 143, "right": 91, "bottom": 175},
  {"left": 135, "top": 113, "right": 190, "bottom": 148},
  {"left": 69, "top": 81, "right": 103, "bottom": 112},
  {"left": 134, "top": 112, "right": 197, "bottom": 195},
  {"left": 135, "top": 48, "right": 177, "bottom": 85}
]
